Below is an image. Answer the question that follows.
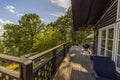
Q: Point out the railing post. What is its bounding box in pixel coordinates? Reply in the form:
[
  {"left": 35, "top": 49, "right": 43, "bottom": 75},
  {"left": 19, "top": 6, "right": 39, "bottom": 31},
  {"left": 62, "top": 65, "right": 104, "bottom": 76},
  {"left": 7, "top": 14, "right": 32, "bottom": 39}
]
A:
[
  {"left": 63, "top": 44, "right": 67, "bottom": 57},
  {"left": 67, "top": 44, "right": 70, "bottom": 52},
  {"left": 52, "top": 49, "right": 57, "bottom": 73},
  {"left": 20, "top": 60, "right": 33, "bottom": 80}
]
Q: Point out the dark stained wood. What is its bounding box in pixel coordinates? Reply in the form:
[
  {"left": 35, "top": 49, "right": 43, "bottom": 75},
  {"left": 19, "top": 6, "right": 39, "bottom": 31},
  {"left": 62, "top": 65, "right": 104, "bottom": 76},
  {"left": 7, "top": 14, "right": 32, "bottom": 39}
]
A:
[
  {"left": 0, "top": 43, "right": 69, "bottom": 80},
  {"left": 77, "top": 26, "right": 94, "bottom": 31},
  {"left": 21, "top": 62, "right": 33, "bottom": 80},
  {"left": 0, "top": 65, "right": 20, "bottom": 78},
  {"left": 71, "top": 0, "right": 114, "bottom": 30},
  {"left": 96, "top": 0, "right": 117, "bottom": 29},
  {"left": 0, "top": 54, "right": 32, "bottom": 65},
  {"left": 52, "top": 46, "right": 94, "bottom": 80},
  {"left": 0, "top": 54, "right": 33, "bottom": 80},
  {"left": 71, "top": 0, "right": 94, "bottom": 30},
  {"left": 28, "top": 43, "right": 67, "bottom": 61},
  {"left": 32, "top": 43, "right": 69, "bottom": 80}
]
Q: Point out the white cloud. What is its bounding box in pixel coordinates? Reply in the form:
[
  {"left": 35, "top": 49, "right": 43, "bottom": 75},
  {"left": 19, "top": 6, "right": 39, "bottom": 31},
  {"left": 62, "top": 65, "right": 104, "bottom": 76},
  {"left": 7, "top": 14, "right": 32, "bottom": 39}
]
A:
[
  {"left": 41, "top": 18, "right": 50, "bottom": 24},
  {"left": 0, "top": 25, "right": 5, "bottom": 37},
  {"left": 0, "top": 26, "right": 4, "bottom": 31},
  {"left": 50, "top": 0, "right": 71, "bottom": 9},
  {"left": 0, "top": 18, "right": 13, "bottom": 24},
  {"left": 5, "top": 5, "right": 23, "bottom": 17},
  {"left": 50, "top": 12, "right": 64, "bottom": 17},
  {"left": 5, "top": 20, "right": 13, "bottom": 24},
  {"left": 5, "top": 5, "right": 16, "bottom": 13},
  {"left": 17, "top": 13, "right": 23, "bottom": 17},
  {"left": 41, "top": 18, "right": 44, "bottom": 21},
  {"left": 0, "top": 19, "right": 4, "bottom": 24},
  {"left": 0, "top": 31, "right": 4, "bottom": 36}
]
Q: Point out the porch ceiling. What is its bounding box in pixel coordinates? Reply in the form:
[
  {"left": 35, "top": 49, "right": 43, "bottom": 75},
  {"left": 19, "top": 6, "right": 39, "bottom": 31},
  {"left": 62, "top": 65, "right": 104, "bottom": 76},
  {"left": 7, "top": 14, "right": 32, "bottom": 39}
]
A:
[{"left": 71, "top": 0, "right": 113, "bottom": 30}]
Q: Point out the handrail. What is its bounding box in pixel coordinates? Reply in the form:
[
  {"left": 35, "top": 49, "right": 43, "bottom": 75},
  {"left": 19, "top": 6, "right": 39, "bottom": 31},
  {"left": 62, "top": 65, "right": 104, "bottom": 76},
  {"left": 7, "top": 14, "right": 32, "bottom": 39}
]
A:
[
  {"left": 0, "top": 54, "right": 32, "bottom": 65},
  {"left": 0, "top": 65, "right": 20, "bottom": 78},
  {"left": 0, "top": 54, "right": 33, "bottom": 80},
  {"left": 0, "top": 43, "right": 69, "bottom": 80},
  {"left": 31, "top": 43, "right": 69, "bottom": 80},
  {"left": 28, "top": 43, "right": 67, "bottom": 60}
]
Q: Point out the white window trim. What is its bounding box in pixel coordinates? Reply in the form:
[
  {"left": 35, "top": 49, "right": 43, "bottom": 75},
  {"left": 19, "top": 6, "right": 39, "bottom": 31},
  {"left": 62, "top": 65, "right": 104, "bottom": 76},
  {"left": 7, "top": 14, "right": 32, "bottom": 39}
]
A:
[
  {"left": 112, "top": 23, "right": 117, "bottom": 62},
  {"left": 97, "top": 29, "right": 102, "bottom": 56},
  {"left": 116, "top": 22, "right": 120, "bottom": 73},
  {"left": 105, "top": 29, "right": 108, "bottom": 57},
  {"left": 97, "top": 24, "right": 115, "bottom": 60}
]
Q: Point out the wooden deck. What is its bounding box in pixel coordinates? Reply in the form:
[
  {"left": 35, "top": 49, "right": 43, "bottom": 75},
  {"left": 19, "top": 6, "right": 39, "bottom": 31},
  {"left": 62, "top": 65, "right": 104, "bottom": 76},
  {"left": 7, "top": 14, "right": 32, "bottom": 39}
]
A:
[{"left": 52, "top": 45, "right": 94, "bottom": 80}]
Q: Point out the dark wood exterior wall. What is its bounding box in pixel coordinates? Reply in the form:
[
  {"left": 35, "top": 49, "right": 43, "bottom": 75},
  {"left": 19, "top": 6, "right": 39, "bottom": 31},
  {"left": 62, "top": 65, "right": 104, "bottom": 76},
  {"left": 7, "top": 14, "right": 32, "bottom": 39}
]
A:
[
  {"left": 71, "top": 0, "right": 117, "bottom": 53},
  {"left": 71, "top": 0, "right": 112, "bottom": 30},
  {"left": 95, "top": 0, "right": 117, "bottom": 54},
  {"left": 96, "top": 1, "right": 117, "bottom": 29}
]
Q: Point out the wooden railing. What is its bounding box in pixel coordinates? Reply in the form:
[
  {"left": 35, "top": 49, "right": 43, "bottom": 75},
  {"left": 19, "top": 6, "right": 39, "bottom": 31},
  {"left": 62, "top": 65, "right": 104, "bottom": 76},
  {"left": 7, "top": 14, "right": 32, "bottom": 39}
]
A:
[{"left": 0, "top": 43, "right": 69, "bottom": 80}]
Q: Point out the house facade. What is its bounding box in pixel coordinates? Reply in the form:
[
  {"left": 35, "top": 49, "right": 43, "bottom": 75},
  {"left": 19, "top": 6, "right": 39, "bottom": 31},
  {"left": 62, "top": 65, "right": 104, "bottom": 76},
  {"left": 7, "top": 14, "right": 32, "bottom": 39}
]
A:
[
  {"left": 71, "top": 0, "right": 120, "bottom": 73},
  {"left": 96, "top": 0, "right": 120, "bottom": 73}
]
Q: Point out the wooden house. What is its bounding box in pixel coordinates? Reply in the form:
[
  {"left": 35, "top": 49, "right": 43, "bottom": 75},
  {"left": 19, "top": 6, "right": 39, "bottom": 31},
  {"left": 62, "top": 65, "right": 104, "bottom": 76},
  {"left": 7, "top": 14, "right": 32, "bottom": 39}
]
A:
[{"left": 71, "top": 0, "right": 120, "bottom": 73}]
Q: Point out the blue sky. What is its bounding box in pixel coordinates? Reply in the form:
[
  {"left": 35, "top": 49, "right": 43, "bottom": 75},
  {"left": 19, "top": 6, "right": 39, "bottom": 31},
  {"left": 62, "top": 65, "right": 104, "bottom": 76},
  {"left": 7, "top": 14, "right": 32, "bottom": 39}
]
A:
[{"left": 0, "top": 0, "right": 71, "bottom": 36}]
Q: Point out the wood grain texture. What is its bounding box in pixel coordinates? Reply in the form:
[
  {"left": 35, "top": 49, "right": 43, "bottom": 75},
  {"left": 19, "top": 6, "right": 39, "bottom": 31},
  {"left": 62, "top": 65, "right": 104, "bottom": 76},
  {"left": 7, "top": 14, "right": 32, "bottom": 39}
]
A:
[{"left": 52, "top": 46, "right": 94, "bottom": 80}]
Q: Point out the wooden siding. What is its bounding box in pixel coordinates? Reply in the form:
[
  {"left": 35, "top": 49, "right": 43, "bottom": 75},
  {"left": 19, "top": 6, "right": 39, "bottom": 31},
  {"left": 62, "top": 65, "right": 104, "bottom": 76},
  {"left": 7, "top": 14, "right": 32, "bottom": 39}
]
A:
[
  {"left": 71, "top": 0, "right": 112, "bottom": 30},
  {"left": 96, "top": 1, "right": 117, "bottom": 29}
]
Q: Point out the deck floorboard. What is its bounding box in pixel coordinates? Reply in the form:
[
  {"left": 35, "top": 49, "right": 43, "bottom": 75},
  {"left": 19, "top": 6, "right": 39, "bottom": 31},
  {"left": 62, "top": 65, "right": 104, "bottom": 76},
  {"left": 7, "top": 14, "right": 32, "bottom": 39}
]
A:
[{"left": 52, "top": 46, "right": 94, "bottom": 80}]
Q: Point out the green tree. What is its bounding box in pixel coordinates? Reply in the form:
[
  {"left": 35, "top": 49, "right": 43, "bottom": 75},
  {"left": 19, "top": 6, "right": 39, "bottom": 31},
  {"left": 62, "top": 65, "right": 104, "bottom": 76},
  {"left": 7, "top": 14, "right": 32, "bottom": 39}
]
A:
[
  {"left": 0, "top": 39, "right": 4, "bottom": 53},
  {"left": 3, "top": 13, "right": 43, "bottom": 56},
  {"left": 2, "top": 7, "right": 94, "bottom": 57},
  {"left": 3, "top": 24, "right": 20, "bottom": 56},
  {"left": 18, "top": 13, "right": 43, "bottom": 54},
  {"left": 50, "top": 7, "right": 94, "bottom": 45},
  {"left": 49, "top": 7, "right": 73, "bottom": 43},
  {"left": 33, "top": 26, "right": 63, "bottom": 52}
]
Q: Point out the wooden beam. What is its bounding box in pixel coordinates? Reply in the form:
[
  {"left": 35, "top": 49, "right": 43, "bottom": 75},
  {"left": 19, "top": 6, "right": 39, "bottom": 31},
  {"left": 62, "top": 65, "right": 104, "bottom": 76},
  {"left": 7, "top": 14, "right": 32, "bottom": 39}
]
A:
[{"left": 74, "top": 26, "right": 94, "bottom": 31}]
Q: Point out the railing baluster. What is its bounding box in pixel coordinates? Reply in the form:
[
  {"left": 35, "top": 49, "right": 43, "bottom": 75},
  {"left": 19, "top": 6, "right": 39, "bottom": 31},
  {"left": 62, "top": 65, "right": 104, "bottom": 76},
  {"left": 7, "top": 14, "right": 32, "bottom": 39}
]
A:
[{"left": 63, "top": 44, "right": 66, "bottom": 57}]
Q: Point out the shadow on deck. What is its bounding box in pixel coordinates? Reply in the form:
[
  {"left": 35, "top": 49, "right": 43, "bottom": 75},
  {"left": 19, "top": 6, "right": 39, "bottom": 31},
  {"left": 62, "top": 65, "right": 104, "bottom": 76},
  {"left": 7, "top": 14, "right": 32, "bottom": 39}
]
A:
[{"left": 52, "top": 46, "right": 94, "bottom": 80}]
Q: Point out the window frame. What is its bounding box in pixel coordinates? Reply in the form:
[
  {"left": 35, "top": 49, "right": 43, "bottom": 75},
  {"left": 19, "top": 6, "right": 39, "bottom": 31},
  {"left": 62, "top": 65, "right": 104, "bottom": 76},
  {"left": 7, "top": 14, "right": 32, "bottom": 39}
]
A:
[
  {"left": 116, "top": 22, "right": 120, "bottom": 72},
  {"left": 98, "top": 24, "right": 115, "bottom": 60}
]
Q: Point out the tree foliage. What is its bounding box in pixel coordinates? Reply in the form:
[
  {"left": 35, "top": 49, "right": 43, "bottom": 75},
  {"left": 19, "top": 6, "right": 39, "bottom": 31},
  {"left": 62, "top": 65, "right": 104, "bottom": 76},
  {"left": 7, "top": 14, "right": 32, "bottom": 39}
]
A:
[
  {"left": 0, "top": 40, "right": 4, "bottom": 53},
  {"left": 2, "top": 8, "right": 94, "bottom": 57},
  {"left": 3, "top": 14, "right": 43, "bottom": 56}
]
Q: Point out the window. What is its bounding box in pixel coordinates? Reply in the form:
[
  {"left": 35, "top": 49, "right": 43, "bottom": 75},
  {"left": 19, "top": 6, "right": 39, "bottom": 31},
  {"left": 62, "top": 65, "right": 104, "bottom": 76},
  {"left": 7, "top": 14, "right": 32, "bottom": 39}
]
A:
[
  {"left": 98, "top": 25, "right": 114, "bottom": 59},
  {"left": 100, "top": 30, "right": 106, "bottom": 56},
  {"left": 98, "top": 23, "right": 120, "bottom": 73},
  {"left": 106, "top": 28, "right": 114, "bottom": 58}
]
